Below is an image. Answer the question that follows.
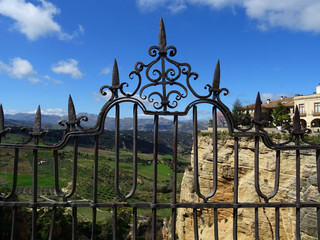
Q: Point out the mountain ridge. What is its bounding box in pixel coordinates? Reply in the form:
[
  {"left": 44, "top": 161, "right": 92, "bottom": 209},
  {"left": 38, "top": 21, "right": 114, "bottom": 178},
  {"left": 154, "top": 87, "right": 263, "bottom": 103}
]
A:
[{"left": 4, "top": 112, "right": 210, "bottom": 131}]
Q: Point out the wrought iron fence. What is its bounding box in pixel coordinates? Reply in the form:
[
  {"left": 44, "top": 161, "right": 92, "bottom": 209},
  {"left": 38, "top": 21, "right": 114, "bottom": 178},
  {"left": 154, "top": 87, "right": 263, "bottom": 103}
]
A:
[{"left": 1, "top": 18, "right": 320, "bottom": 239}]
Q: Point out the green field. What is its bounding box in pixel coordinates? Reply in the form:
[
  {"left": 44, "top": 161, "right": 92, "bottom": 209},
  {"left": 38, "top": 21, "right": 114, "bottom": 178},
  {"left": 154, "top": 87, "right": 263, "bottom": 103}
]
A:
[
  {"left": 0, "top": 172, "right": 66, "bottom": 188},
  {"left": 0, "top": 147, "right": 190, "bottom": 207}
]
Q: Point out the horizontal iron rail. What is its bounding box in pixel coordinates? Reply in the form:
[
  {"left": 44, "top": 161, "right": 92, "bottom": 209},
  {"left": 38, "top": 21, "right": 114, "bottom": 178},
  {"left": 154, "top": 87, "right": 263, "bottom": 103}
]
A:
[{"left": 2, "top": 201, "right": 320, "bottom": 208}]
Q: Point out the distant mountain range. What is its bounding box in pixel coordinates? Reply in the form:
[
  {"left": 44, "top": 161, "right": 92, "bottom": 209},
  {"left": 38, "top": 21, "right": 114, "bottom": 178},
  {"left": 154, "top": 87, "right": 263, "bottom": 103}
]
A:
[{"left": 4, "top": 112, "right": 210, "bottom": 131}]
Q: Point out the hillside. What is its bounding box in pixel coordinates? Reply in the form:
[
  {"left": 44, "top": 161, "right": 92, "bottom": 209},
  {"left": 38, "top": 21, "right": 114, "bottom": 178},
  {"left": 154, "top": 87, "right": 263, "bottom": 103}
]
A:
[{"left": 4, "top": 112, "right": 210, "bottom": 131}]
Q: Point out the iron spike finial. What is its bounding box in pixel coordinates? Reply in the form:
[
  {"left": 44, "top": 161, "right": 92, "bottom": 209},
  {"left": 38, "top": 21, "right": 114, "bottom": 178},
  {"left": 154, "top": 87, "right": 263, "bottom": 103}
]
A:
[
  {"left": 112, "top": 59, "right": 120, "bottom": 87},
  {"left": 0, "top": 104, "right": 4, "bottom": 131},
  {"left": 68, "top": 95, "right": 76, "bottom": 122},
  {"left": 254, "top": 92, "right": 262, "bottom": 123},
  {"left": 212, "top": 59, "right": 220, "bottom": 91},
  {"left": 33, "top": 105, "right": 41, "bottom": 133},
  {"left": 293, "top": 105, "right": 301, "bottom": 132},
  {"left": 159, "top": 18, "right": 167, "bottom": 49}
]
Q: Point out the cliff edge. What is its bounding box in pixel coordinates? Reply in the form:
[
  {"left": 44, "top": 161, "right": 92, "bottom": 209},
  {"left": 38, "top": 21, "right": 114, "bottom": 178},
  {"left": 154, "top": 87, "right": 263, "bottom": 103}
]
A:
[{"left": 177, "top": 136, "right": 320, "bottom": 239}]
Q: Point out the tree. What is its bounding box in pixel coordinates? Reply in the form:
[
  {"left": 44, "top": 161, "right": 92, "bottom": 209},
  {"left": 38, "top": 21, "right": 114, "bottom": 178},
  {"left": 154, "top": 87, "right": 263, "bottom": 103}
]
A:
[
  {"left": 232, "top": 98, "right": 247, "bottom": 126},
  {"left": 231, "top": 99, "right": 251, "bottom": 126},
  {"left": 272, "top": 102, "right": 290, "bottom": 126}
]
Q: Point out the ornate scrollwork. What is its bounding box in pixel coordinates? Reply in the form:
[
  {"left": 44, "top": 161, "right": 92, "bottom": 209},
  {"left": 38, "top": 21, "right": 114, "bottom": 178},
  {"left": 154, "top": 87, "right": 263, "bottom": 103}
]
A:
[
  {"left": 98, "top": 18, "right": 230, "bottom": 113},
  {"left": 126, "top": 18, "right": 230, "bottom": 112}
]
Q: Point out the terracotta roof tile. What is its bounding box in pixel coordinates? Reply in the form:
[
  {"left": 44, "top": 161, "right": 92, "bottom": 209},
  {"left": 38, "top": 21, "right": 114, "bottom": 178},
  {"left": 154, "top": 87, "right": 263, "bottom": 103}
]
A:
[{"left": 244, "top": 97, "right": 294, "bottom": 109}]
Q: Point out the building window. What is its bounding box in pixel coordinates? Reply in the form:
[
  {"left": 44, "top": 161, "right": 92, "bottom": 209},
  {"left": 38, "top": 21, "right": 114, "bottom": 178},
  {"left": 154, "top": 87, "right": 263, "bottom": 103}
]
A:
[
  {"left": 299, "top": 104, "right": 305, "bottom": 114},
  {"left": 315, "top": 103, "right": 320, "bottom": 113}
]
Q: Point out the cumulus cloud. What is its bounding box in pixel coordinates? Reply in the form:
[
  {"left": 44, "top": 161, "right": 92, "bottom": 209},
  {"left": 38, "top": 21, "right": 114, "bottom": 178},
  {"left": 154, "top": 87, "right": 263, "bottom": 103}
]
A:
[
  {"left": 0, "top": 57, "right": 38, "bottom": 83},
  {"left": 0, "top": 0, "right": 82, "bottom": 40},
  {"left": 101, "top": 66, "right": 111, "bottom": 75},
  {"left": 137, "top": 0, "right": 320, "bottom": 33},
  {"left": 52, "top": 59, "right": 83, "bottom": 79}
]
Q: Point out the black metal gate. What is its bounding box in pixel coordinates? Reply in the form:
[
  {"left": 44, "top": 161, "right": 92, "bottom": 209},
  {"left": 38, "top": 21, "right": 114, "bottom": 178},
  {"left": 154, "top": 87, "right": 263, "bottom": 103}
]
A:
[{"left": 1, "top": 19, "right": 320, "bottom": 239}]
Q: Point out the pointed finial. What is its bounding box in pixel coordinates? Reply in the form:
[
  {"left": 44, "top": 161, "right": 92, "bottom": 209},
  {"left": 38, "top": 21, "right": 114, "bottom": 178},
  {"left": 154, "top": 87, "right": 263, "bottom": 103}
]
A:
[
  {"left": 33, "top": 105, "right": 41, "bottom": 133},
  {"left": 0, "top": 104, "right": 4, "bottom": 131},
  {"left": 112, "top": 59, "right": 120, "bottom": 87},
  {"left": 293, "top": 105, "right": 301, "bottom": 132},
  {"left": 159, "top": 18, "right": 167, "bottom": 49},
  {"left": 254, "top": 92, "right": 262, "bottom": 123},
  {"left": 68, "top": 95, "right": 76, "bottom": 122},
  {"left": 212, "top": 60, "right": 220, "bottom": 91}
]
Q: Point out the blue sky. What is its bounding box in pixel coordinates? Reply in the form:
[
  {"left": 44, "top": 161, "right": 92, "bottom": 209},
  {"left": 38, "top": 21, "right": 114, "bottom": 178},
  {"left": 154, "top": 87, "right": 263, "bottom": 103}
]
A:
[{"left": 0, "top": 0, "right": 320, "bottom": 119}]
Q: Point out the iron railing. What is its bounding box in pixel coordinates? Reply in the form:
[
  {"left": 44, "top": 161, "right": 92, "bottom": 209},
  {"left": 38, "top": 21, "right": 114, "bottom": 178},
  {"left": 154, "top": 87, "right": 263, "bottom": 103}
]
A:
[{"left": 1, "top": 18, "right": 320, "bottom": 239}]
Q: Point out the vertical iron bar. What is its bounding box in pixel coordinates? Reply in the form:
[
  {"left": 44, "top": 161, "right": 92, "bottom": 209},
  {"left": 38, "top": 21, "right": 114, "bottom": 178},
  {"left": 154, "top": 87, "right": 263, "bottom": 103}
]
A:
[
  {"left": 53, "top": 150, "right": 65, "bottom": 200},
  {"left": 133, "top": 207, "right": 137, "bottom": 240},
  {"left": 212, "top": 106, "right": 219, "bottom": 239},
  {"left": 275, "top": 207, "right": 280, "bottom": 240},
  {"left": 91, "top": 135, "right": 99, "bottom": 240},
  {"left": 193, "top": 106, "right": 199, "bottom": 197},
  {"left": 193, "top": 209, "right": 199, "bottom": 240},
  {"left": 112, "top": 206, "right": 118, "bottom": 240},
  {"left": 48, "top": 207, "right": 56, "bottom": 240},
  {"left": 132, "top": 104, "right": 138, "bottom": 196},
  {"left": 152, "top": 115, "right": 159, "bottom": 240},
  {"left": 91, "top": 208, "right": 97, "bottom": 240},
  {"left": 193, "top": 106, "right": 205, "bottom": 201},
  {"left": 115, "top": 104, "right": 124, "bottom": 199},
  {"left": 254, "top": 136, "right": 261, "bottom": 240},
  {"left": 214, "top": 208, "right": 218, "bottom": 240},
  {"left": 316, "top": 150, "right": 320, "bottom": 193},
  {"left": 317, "top": 150, "right": 320, "bottom": 240},
  {"left": 10, "top": 207, "right": 16, "bottom": 240},
  {"left": 212, "top": 106, "right": 218, "bottom": 197},
  {"left": 31, "top": 148, "right": 38, "bottom": 240},
  {"left": 254, "top": 114, "right": 266, "bottom": 240},
  {"left": 296, "top": 136, "right": 301, "bottom": 240},
  {"left": 317, "top": 207, "right": 320, "bottom": 240},
  {"left": 233, "top": 137, "right": 239, "bottom": 240},
  {"left": 66, "top": 137, "right": 78, "bottom": 198},
  {"left": 72, "top": 207, "right": 77, "bottom": 240},
  {"left": 255, "top": 208, "right": 259, "bottom": 240},
  {"left": 6, "top": 148, "right": 19, "bottom": 200},
  {"left": 126, "top": 103, "right": 138, "bottom": 199},
  {"left": 172, "top": 115, "right": 178, "bottom": 240}
]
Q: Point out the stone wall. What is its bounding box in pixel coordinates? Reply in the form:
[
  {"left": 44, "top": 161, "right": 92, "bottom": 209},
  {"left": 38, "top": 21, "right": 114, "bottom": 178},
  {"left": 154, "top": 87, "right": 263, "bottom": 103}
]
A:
[{"left": 176, "top": 136, "right": 320, "bottom": 239}]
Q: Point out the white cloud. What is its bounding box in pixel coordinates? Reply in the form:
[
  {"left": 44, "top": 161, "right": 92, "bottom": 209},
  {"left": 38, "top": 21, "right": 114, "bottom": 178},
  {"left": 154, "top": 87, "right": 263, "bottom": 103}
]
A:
[
  {"left": 28, "top": 76, "right": 41, "bottom": 84},
  {"left": 9, "top": 57, "right": 35, "bottom": 78},
  {"left": 52, "top": 79, "right": 63, "bottom": 84},
  {"left": 52, "top": 59, "right": 83, "bottom": 79},
  {"left": 4, "top": 108, "right": 67, "bottom": 116},
  {"left": 3, "top": 109, "right": 21, "bottom": 115},
  {"left": 0, "top": 57, "right": 38, "bottom": 83},
  {"left": 101, "top": 66, "right": 111, "bottom": 75},
  {"left": 41, "top": 108, "right": 67, "bottom": 116},
  {"left": 167, "top": 0, "right": 187, "bottom": 13},
  {"left": 78, "top": 24, "right": 85, "bottom": 35},
  {"left": 43, "top": 74, "right": 63, "bottom": 84},
  {"left": 137, "top": 0, "right": 320, "bottom": 33},
  {"left": 0, "top": 0, "right": 81, "bottom": 40},
  {"left": 137, "top": 0, "right": 168, "bottom": 11}
]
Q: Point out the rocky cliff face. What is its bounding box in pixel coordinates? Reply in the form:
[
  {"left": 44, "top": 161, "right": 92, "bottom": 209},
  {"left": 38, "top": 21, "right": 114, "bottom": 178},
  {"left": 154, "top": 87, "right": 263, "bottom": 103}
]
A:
[{"left": 177, "top": 136, "right": 320, "bottom": 239}]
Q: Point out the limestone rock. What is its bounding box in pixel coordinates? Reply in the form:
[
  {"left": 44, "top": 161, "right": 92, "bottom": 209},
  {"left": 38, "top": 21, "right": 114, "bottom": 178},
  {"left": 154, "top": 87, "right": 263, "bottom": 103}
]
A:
[{"left": 177, "top": 136, "right": 320, "bottom": 239}]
